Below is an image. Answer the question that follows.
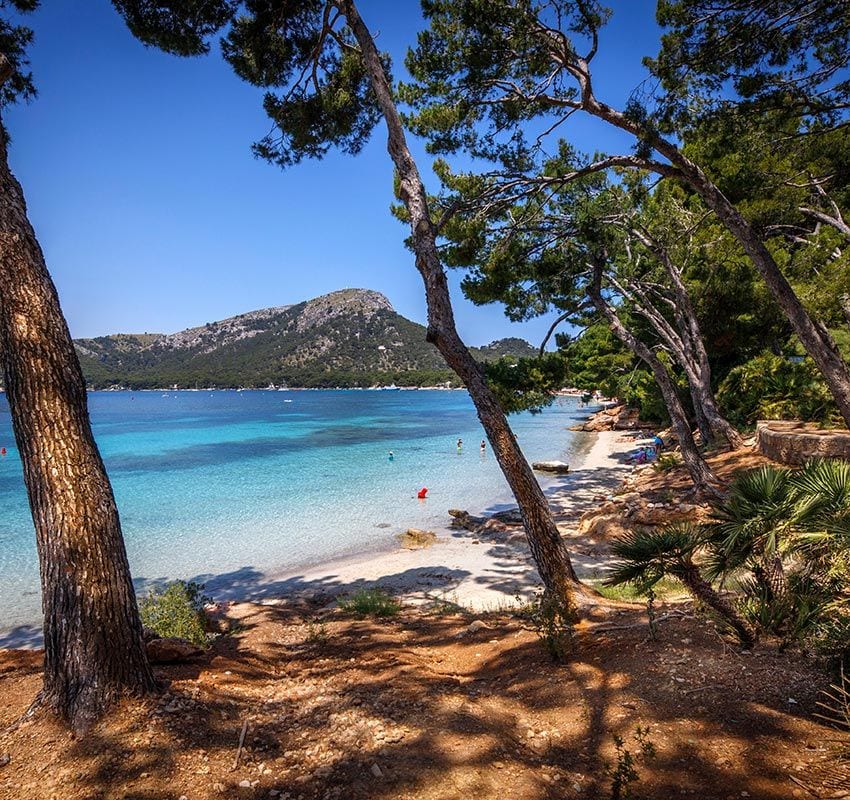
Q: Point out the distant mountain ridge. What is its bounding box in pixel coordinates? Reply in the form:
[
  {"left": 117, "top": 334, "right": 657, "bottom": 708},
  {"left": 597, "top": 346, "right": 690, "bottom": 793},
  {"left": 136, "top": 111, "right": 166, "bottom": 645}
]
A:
[{"left": 73, "top": 288, "right": 536, "bottom": 389}]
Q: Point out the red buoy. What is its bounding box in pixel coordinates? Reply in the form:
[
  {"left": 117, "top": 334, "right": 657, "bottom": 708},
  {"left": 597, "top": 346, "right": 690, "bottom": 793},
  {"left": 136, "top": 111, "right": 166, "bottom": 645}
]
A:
[
  {"left": 417, "top": 487, "right": 428, "bottom": 499},
  {"left": 0, "top": 447, "right": 6, "bottom": 456}
]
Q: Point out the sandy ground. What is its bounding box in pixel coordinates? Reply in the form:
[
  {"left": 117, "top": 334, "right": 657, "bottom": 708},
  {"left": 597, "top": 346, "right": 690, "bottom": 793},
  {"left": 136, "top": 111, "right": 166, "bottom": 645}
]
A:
[
  {"left": 244, "top": 431, "right": 632, "bottom": 611},
  {"left": 0, "top": 595, "right": 840, "bottom": 800}
]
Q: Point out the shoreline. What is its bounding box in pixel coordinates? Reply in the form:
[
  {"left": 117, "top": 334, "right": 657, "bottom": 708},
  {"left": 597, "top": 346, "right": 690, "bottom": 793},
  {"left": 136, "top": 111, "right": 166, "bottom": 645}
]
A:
[
  {"left": 0, "top": 426, "right": 633, "bottom": 648},
  {"left": 219, "top": 429, "right": 631, "bottom": 613}
]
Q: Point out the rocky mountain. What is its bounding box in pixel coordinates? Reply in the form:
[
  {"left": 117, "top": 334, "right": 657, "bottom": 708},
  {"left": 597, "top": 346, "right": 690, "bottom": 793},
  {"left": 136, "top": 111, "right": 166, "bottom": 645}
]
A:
[{"left": 74, "top": 289, "right": 535, "bottom": 389}]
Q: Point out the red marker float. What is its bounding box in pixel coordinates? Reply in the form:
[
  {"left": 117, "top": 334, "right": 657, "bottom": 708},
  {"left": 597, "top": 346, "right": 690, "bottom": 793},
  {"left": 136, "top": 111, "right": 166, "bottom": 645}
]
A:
[
  {"left": 417, "top": 487, "right": 428, "bottom": 499},
  {"left": 0, "top": 447, "right": 6, "bottom": 456}
]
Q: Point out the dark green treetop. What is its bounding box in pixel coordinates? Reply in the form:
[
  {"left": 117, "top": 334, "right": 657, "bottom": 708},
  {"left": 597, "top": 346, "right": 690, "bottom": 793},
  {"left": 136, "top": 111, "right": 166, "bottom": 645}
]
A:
[
  {"left": 650, "top": 0, "right": 850, "bottom": 131},
  {"left": 112, "top": 1, "right": 385, "bottom": 167},
  {"left": 0, "top": 1, "right": 41, "bottom": 108}
]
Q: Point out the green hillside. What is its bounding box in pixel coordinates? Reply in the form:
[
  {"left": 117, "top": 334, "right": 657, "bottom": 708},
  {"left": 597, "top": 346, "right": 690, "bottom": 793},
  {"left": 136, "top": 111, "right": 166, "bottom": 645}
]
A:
[{"left": 73, "top": 289, "right": 534, "bottom": 389}]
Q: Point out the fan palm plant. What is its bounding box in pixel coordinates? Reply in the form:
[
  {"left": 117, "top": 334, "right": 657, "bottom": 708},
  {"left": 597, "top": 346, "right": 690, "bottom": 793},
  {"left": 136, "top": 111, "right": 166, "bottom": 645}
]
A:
[
  {"left": 789, "top": 460, "right": 850, "bottom": 574},
  {"left": 709, "top": 465, "right": 794, "bottom": 600},
  {"left": 607, "top": 460, "right": 849, "bottom": 655},
  {"left": 607, "top": 525, "right": 756, "bottom": 647}
]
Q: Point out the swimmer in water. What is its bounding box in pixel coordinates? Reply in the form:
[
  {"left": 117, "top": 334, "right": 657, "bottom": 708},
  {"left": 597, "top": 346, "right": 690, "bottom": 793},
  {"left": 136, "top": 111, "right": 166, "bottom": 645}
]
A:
[
  {"left": 388, "top": 451, "right": 394, "bottom": 461},
  {"left": 480, "top": 440, "right": 486, "bottom": 454},
  {"left": 456, "top": 438, "right": 463, "bottom": 454}
]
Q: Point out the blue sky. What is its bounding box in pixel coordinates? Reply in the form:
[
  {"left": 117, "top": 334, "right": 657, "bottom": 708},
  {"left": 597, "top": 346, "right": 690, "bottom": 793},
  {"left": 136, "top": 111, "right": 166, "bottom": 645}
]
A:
[{"left": 5, "top": 0, "right": 660, "bottom": 346}]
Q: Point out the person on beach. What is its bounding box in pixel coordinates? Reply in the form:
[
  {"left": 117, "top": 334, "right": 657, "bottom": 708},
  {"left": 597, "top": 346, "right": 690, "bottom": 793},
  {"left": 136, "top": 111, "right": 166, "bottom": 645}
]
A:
[{"left": 652, "top": 434, "right": 664, "bottom": 451}]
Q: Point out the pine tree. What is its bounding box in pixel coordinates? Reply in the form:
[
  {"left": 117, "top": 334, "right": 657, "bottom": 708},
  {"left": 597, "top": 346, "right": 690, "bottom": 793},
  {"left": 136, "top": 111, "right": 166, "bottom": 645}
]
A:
[{"left": 0, "top": 2, "right": 156, "bottom": 732}]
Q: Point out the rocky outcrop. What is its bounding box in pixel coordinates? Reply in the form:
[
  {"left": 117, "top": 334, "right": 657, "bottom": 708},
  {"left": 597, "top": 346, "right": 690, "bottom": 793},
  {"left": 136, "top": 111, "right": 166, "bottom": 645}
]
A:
[
  {"left": 570, "top": 405, "right": 648, "bottom": 432},
  {"left": 447, "top": 508, "right": 525, "bottom": 543},
  {"left": 576, "top": 492, "right": 708, "bottom": 541},
  {"left": 397, "top": 528, "right": 437, "bottom": 549},
  {"left": 756, "top": 420, "right": 850, "bottom": 465},
  {"left": 294, "top": 289, "right": 392, "bottom": 333}
]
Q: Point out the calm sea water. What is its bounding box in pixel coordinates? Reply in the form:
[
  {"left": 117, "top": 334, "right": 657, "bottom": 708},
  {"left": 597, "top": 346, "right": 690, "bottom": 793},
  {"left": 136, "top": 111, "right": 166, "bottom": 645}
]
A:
[{"left": 0, "top": 390, "right": 593, "bottom": 634}]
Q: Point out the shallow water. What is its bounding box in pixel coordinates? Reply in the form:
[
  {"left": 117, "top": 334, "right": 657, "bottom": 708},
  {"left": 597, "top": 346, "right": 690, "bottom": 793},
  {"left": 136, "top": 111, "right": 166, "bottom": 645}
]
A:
[{"left": 0, "top": 390, "right": 593, "bottom": 632}]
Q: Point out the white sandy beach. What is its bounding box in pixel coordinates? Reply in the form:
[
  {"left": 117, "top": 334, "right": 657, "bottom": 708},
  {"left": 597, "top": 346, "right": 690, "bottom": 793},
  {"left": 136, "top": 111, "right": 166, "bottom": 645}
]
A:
[{"left": 254, "top": 430, "right": 632, "bottom": 611}]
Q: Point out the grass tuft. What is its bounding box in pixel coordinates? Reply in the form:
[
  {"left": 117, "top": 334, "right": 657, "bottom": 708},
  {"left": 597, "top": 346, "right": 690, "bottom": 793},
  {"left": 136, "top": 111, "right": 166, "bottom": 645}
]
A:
[{"left": 338, "top": 588, "right": 402, "bottom": 618}]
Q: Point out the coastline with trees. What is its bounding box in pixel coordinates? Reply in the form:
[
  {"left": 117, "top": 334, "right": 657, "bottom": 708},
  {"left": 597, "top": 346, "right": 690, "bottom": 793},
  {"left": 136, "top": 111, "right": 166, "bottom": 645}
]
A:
[{"left": 0, "top": 1, "right": 848, "bottom": 797}]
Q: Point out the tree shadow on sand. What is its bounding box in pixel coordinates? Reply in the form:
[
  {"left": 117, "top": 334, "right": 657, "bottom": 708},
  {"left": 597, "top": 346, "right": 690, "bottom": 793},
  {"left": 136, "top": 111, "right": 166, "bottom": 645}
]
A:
[{"left": 6, "top": 597, "right": 831, "bottom": 800}]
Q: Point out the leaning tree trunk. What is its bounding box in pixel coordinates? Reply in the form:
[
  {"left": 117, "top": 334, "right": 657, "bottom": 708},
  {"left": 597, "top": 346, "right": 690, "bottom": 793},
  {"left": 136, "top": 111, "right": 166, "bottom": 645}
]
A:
[
  {"left": 680, "top": 355, "right": 742, "bottom": 448},
  {"left": 680, "top": 564, "right": 756, "bottom": 647},
  {"left": 666, "top": 285, "right": 743, "bottom": 449},
  {"left": 0, "top": 120, "right": 156, "bottom": 732},
  {"left": 588, "top": 266, "right": 719, "bottom": 494},
  {"left": 342, "top": 0, "right": 580, "bottom": 609},
  {"left": 686, "top": 376, "right": 712, "bottom": 445},
  {"left": 631, "top": 229, "right": 743, "bottom": 449},
  {"left": 669, "top": 166, "right": 850, "bottom": 427}
]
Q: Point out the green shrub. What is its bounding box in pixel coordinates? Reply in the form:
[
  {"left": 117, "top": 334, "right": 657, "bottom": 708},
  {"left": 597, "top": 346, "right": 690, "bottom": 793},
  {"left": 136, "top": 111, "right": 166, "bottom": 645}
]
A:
[
  {"left": 517, "top": 589, "right": 577, "bottom": 661},
  {"left": 716, "top": 352, "right": 837, "bottom": 427},
  {"left": 809, "top": 603, "right": 850, "bottom": 666},
  {"left": 306, "top": 621, "right": 329, "bottom": 645},
  {"left": 653, "top": 452, "right": 682, "bottom": 472},
  {"left": 140, "top": 580, "right": 211, "bottom": 646},
  {"left": 338, "top": 588, "right": 402, "bottom": 617}
]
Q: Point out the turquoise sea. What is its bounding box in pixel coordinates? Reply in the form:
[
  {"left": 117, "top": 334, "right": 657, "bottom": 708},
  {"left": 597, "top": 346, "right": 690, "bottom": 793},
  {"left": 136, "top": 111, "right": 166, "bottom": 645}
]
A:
[{"left": 0, "top": 390, "right": 593, "bottom": 641}]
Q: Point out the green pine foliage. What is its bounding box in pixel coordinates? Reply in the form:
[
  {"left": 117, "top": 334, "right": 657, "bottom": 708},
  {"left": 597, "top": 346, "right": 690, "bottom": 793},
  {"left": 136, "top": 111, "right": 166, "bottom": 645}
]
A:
[{"left": 716, "top": 353, "right": 838, "bottom": 428}]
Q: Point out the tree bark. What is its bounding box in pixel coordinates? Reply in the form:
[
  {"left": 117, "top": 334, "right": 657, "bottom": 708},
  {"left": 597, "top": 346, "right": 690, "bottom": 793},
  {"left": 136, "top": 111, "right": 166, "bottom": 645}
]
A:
[
  {"left": 341, "top": 0, "right": 581, "bottom": 608},
  {"left": 588, "top": 263, "right": 719, "bottom": 494},
  {"left": 619, "top": 265, "right": 741, "bottom": 449},
  {"left": 647, "top": 237, "right": 744, "bottom": 449},
  {"left": 0, "top": 121, "right": 156, "bottom": 732},
  {"left": 680, "top": 564, "right": 755, "bottom": 647}
]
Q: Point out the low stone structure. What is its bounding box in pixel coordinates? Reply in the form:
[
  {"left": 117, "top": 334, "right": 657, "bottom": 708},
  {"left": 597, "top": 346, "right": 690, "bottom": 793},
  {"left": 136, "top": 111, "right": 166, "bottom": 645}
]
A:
[{"left": 756, "top": 420, "right": 850, "bottom": 465}]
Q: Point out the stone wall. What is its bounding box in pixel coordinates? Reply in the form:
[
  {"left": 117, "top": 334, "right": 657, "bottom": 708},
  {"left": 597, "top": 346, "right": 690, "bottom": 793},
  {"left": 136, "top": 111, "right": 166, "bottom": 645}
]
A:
[{"left": 756, "top": 420, "right": 850, "bottom": 465}]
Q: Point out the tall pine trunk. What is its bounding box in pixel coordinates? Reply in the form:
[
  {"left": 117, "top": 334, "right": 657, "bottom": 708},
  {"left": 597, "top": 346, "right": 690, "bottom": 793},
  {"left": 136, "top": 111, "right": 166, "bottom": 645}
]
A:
[
  {"left": 588, "top": 264, "right": 719, "bottom": 494},
  {"left": 0, "top": 121, "right": 156, "bottom": 732},
  {"left": 341, "top": 0, "right": 581, "bottom": 608}
]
